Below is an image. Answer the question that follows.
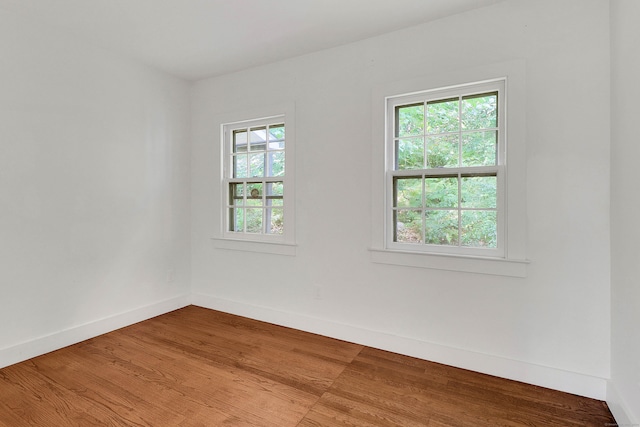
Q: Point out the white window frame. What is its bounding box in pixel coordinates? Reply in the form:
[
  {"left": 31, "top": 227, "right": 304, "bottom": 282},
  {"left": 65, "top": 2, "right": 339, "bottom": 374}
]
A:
[
  {"left": 386, "top": 80, "right": 506, "bottom": 258},
  {"left": 370, "top": 61, "right": 528, "bottom": 277},
  {"left": 213, "top": 103, "right": 296, "bottom": 256}
]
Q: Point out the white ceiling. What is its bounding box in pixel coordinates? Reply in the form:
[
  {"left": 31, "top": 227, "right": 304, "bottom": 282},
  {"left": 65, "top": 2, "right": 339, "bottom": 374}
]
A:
[{"left": 0, "top": 0, "right": 502, "bottom": 81}]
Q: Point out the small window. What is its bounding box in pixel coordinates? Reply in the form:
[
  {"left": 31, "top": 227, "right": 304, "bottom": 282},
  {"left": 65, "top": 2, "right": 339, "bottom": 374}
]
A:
[
  {"left": 223, "top": 117, "right": 291, "bottom": 242},
  {"left": 386, "top": 80, "right": 505, "bottom": 257}
]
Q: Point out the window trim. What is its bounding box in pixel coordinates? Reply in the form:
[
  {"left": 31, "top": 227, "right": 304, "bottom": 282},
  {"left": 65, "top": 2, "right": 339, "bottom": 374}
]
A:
[
  {"left": 370, "top": 61, "right": 528, "bottom": 277},
  {"left": 212, "top": 102, "right": 296, "bottom": 256}
]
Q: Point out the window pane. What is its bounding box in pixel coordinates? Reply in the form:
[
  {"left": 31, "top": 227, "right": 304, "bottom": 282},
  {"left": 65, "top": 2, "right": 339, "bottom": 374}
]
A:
[
  {"left": 396, "top": 104, "right": 424, "bottom": 137},
  {"left": 268, "top": 123, "right": 285, "bottom": 150},
  {"left": 461, "top": 210, "right": 497, "bottom": 248},
  {"left": 233, "top": 130, "right": 248, "bottom": 153},
  {"left": 234, "top": 154, "right": 248, "bottom": 178},
  {"left": 229, "top": 183, "right": 244, "bottom": 205},
  {"left": 425, "top": 177, "right": 458, "bottom": 208},
  {"left": 267, "top": 208, "right": 284, "bottom": 235},
  {"left": 249, "top": 126, "right": 267, "bottom": 151},
  {"left": 266, "top": 181, "right": 284, "bottom": 206},
  {"left": 268, "top": 151, "right": 285, "bottom": 177},
  {"left": 230, "top": 208, "right": 244, "bottom": 232},
  {"left": 395, "top": 209, "right": 423, "bottom": 243},
  {"left": 461, "top": 176, "right": 496, "bottom": 208},
  {"left": 427, "top": 134, "right": 459, "bottom": 168},
  {"left": 267, "top": 181, "right": 284, "bottom": 197},
  {"left": 427, "top": 98, "right": 459, "bottom": 134},
  {"left": 396, "top": 137, "right": 424, "bottom": 170},
  {"left": 462, "top": 131, "right": 497, "bottom": 166},
  {"left": 245, "top": 208, "right": 263, "bottom": 233},
  {"left": 269, "top": 124, "right": 285, "bottom": 141},
  {"left": 249, "top": 153, "right": 265, "bottom": 177},
  {"left": 425, "top": 210, "right": 458, "bottom": 245},
  {"left": 394, "top": 177, "right": 422, "bottom": 208},
  {"left": 461, "top": 93, "right": 497, "bottom": 130},
  {"left": 246, "top": 183, "right": 263, "bottom": 206}
]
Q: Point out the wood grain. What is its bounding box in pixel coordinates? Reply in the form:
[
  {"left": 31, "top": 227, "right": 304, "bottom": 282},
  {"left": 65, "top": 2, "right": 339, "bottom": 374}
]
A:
[{"left": 0, "top": 306, "right": 615, "bottom": 426}]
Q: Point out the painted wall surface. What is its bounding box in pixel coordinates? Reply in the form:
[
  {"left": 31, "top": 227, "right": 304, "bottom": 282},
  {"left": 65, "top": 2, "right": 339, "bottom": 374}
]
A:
[
  {"left": 191, "top": 0, "right": 611, "bottom": 397},
  {"left": 610, "top": 0, "right": 640, "bottom": 423},
  {"left": 0, "top": 10, "right": 191, "bottom": 362}
]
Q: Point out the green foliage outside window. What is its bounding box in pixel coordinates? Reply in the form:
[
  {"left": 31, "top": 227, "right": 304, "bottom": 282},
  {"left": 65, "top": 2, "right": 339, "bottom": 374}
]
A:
[
  {"left": 393, "top": 92, "right": 499, "bottom": 248},
  {"left": 229, "top": 123, "right": 285, "bottom": 235}
]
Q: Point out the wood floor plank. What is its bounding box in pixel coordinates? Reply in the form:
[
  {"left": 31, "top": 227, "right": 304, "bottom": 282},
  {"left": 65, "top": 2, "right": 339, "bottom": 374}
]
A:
[
  {"left": 114, "top": 310, "right": 359, "bottom": 397},
  {"left": 0, "top": 306, "right": 616, "bottom": 426},
  {"left": 27, "top": 343, "right": 196, "bottom": 426},
  {"left": 160, "top": 307, "right": 363, "bottom": 365},
  {"left": 309, "top": 347, "right": 614, "bottom": 427},
  {"left": 0, "top": 361, "right": 135, "bottom": 426},
  {"left": 75, "top": 320, "right": 331, "bottom": 425}
]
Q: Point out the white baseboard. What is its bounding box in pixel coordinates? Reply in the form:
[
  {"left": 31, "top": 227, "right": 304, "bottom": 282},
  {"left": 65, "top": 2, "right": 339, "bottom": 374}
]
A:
[
  {"left": 0, "top": 294, "right": 190, "bottom": 369},
  {"left": 191, "top": 292, "right": 609, "bottom": 401},
  {"left": 1, "top": 292, "right": 609, "bottom": 403},
  {"left": 607, "top": 381, "right": 639, "bottom": 426}
]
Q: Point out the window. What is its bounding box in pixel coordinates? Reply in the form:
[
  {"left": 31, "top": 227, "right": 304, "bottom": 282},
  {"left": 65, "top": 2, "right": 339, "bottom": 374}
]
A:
[
  {"left": 386, "top": 80, "right": 505, "bottom": 258},
  {"left": 222, "top": 115, "right": 294, "bottom": 247},
  {"left": 371, "top": 62, "right": 527, "bottom": 276}
]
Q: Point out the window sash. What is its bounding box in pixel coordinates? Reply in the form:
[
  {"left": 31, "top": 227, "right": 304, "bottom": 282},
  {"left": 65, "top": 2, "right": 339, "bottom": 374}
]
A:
[
  {"left": 225, "top": 178, "right": 284, "bottom": 235},
  {"left": 388, "top": 167, "right": 503, "bottom": 255}
]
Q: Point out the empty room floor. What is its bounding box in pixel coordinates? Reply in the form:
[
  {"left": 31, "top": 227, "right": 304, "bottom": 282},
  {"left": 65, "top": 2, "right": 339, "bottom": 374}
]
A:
[{"left": 0, "top": 306, "right": 615, "bottom": 426}]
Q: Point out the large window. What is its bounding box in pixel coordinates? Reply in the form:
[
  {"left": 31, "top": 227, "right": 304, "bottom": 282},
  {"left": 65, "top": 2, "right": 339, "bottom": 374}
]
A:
[
  {"left": 386, "top": 80, "right": 505, "bottom": 257},
  {"left": 222, "top": 115, "right": 291, "bottom": 243}
]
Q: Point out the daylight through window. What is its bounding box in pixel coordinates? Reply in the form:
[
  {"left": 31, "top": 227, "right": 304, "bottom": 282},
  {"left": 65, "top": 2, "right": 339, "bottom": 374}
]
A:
[
  {"left": 387, "top": 80, "right": 505, "bottom": 257},
  {"left": 224, "top": 118, "right": 287, "bottom": 238}
]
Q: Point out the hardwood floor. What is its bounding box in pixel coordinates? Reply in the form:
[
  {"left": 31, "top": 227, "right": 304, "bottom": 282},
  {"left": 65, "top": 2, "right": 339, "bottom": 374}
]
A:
[{"left": 0, "top": 306, "right": 615, "bottom": 426}]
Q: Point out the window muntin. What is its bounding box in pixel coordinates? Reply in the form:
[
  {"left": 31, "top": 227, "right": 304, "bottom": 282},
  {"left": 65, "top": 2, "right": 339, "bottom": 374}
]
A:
[
  {"left": 224, "top": 118, "right": 287, "bottom": 239},
  {"left": 387, "top": 81, "right": 505, "bottom": 257}
]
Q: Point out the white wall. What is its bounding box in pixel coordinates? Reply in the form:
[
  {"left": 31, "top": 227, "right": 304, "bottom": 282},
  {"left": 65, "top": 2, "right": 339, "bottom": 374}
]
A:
[
  {"left": 191, "top": 0, "right": 612, "bottom": 399},
  {"left": 610, "top": 0, "right": 640, "bottom": 423},
  {"left": 0, "top": 10, "right": 191, "bottom": 366},
  {"left": 0, "top": 0, "right": 621, "bottom": 411}
]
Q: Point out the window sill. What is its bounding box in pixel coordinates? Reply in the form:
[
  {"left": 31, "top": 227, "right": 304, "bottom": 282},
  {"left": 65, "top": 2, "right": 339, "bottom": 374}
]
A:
[
  {"left": 212, "top": 238, "right": 297, "bottom": 256},
  {"left": 369, "top": 248, "right": 528, "bottom": 277}
]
